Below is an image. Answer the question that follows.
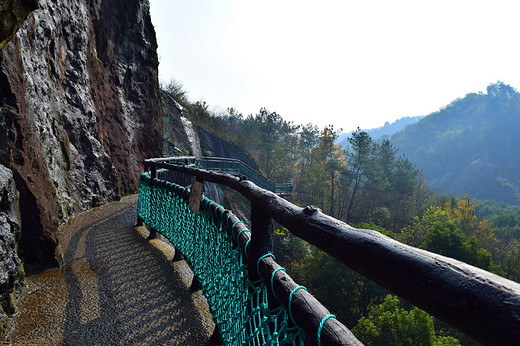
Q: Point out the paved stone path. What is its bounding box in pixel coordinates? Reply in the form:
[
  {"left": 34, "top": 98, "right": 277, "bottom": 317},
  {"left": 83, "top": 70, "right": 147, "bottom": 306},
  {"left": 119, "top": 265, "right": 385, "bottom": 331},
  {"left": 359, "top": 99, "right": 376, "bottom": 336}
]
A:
[{"left": 5, "top": 195, "right": 216, "bottom": 345}]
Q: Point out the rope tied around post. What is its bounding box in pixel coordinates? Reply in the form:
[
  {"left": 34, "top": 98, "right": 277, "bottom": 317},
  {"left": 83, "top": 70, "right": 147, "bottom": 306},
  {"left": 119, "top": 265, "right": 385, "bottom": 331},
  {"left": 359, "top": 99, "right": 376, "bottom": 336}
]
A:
[
  {"left": 257, "top": 253, "right": 275, "bottom": 278},
  {"left": 270, "top": 267, "right": 286, "bottom": 303},
  {"left": 317, "top": 314, "right": 336, "bottom": 346},
  {"left": 288, "top": 285, "right": 308, "bottom": 327},
  {"left": 237, "top": 228, "right": 250, "bottom": 242}
]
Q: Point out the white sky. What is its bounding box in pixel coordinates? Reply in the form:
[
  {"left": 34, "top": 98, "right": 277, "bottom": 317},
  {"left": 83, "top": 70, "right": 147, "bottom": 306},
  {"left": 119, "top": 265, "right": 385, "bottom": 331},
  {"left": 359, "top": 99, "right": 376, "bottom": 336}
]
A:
[{"left": 149, "top": 0, "right": 520, "bottom": 132}]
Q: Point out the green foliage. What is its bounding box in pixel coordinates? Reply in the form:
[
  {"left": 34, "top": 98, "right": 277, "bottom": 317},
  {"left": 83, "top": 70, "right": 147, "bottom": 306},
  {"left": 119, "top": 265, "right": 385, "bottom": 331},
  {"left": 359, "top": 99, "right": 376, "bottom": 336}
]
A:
[
  {"left": 295, "top": 125, "right": 346, "bottom": 216},
  {"left": 421, "top": 222, "right": 492, "bottom": 270},
  {"left": 161, "top": 78, "right": 191, "bottom": 110},
  {"left": 244, "top": 108, "right": 298, "bottom": 181},
  {"left": 352, "top": 295, "right": 461, "bottom": 346},
  {"left": 476, "top": 201, "right": 520, "bottom": 281},
  {"left": 475, "top": 199, "right": 520, "bottom": 219},
  {"left": 400, "top": 206, "right": 447, "bottom": 247},
  {"left": 340, "top": 131, "right": 427, "bottom": 230},
  {"left": 272, "top": 226, "right": 309, "bottom": 271},
  {"left": 400, "top": 194, "right": 504, "bottom": 273}
]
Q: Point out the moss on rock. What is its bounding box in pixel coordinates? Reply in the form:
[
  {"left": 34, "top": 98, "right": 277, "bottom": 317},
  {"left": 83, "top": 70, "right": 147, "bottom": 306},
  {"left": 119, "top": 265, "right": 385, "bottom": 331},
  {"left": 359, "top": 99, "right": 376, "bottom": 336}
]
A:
[{"left": 0, "top": 0, "right": 39, "bottom": 50}]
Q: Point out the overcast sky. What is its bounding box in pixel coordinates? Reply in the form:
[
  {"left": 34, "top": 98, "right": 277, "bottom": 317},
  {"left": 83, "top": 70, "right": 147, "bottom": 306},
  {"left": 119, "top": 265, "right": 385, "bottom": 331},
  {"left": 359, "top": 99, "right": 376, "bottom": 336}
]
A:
[{"left": 149, "top": 0, "right": 520, "bottom": 132}]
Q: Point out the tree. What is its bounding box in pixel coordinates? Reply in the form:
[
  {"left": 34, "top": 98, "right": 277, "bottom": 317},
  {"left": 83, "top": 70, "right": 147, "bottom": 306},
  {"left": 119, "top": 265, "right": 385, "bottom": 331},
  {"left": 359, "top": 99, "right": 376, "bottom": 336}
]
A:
[
  {"left": 245, "top": 108, "right": 297, "bottom": 181},
  {"left": 421, "top": 222, "right": 492, "bottom": 270},
  {"left": 492, "top": 224, "right": 520, "bottom": 282},
  {"left": 296, "top": 123, "right": 320, "bottom": 167},
  {"left": 346, "top": 129, "right": 372, "bottom": 223},
  {"left": 161, "top": 78, "right": 190, "bottom": 108},
  {"left": 299, "top": 249, "right": 389, "bottom": 327},
  {"left": 444, "top": 193, "right": 498, "bottom": 250},
  {"left": 340, "top": 131, "right": 424, "bottom": 229},
  {"left": 352, "top": 295, "right": 460, "bottom": 346},
  {"left": 400, "top": 206, "right": 447, "bottom": 247},
  {"left": 314, "top": 126, "right": 346, "bottom": 216}
]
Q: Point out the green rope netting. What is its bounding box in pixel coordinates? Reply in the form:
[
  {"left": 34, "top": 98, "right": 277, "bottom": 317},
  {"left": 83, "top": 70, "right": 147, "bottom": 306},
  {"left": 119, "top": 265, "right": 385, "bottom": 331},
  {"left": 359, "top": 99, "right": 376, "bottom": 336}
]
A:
[{"left": 137, "top": 172, "right": 306, "bottom": 345}]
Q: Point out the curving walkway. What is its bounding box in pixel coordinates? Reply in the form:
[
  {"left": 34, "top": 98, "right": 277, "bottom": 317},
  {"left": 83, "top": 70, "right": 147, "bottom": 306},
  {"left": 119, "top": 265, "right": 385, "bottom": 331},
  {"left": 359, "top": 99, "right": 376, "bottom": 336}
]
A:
[{"left": 5, "top": 195, "right": 215, "bottom": 345}]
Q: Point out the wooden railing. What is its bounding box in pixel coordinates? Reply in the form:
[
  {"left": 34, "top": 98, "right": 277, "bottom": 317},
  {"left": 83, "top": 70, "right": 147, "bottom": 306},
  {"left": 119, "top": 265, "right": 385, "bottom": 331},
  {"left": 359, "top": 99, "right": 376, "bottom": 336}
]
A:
[{"left": 143, "top": 157, "right": 520, "bottom": 345}]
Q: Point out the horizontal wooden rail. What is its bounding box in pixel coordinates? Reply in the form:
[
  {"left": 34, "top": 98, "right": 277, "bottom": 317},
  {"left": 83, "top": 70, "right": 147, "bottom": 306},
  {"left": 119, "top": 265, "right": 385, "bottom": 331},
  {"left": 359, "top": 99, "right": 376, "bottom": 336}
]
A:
[{"left": 144, "top": 159, "right": 520, "bottom": 345}]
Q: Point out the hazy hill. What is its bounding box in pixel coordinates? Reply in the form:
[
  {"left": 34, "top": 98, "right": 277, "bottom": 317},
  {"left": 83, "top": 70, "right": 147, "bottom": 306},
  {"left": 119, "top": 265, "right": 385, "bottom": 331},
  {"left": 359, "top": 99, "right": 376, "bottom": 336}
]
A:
[
  {"left": 391, "top": 82, "right": 520, "bottom": 204},
  {"left": 338, "top": 115, "right": 424, "bottom": 149}
]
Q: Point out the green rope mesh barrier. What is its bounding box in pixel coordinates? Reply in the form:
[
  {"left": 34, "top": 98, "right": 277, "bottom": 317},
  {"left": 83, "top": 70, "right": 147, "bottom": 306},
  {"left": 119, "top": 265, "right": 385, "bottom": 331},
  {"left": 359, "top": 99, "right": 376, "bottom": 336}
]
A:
[{"left": 137, "top": 172, "right": 307, "bottom": 345}]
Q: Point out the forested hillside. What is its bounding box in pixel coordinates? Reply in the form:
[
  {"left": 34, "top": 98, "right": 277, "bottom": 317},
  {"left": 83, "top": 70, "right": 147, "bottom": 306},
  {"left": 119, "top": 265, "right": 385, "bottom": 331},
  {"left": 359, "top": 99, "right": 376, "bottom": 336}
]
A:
[{"left": 392, "top": 82, "right": 520, "bottom": 204}]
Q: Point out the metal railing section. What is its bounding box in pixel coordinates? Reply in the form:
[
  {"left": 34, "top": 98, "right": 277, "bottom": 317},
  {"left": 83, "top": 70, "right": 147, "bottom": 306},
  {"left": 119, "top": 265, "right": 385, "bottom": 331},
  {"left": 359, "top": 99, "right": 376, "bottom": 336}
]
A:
[{"left": 146, "top": 156, "right": 293, "bottom": 195}]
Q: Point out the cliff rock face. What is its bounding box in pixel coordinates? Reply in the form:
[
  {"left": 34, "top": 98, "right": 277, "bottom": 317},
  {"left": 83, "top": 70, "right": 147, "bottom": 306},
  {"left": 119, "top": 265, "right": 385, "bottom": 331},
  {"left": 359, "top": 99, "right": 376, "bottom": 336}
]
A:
[
  {"left": 162, "top": 91, "right": 257, "bottom": 170},
  {"left": 162, "top": 91, "right": 201, "bottom": 156},
  {"left": 199, "top": 129, "right": 258, "bottom": 170},
  {"left": 0, "top": 165, "right": 21, "bottom": 302},
  {"left": 0, "top": 0, "right": 162, "bottom": 272}
]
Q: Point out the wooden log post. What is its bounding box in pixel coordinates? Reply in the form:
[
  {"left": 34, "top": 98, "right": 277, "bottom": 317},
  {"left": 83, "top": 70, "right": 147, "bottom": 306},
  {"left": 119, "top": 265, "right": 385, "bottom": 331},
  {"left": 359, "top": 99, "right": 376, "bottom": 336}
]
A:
[
  {"left": 248, "top": 202, "right": 285, "bottom": 335},
  {"left": 136, "top": 164, "right": 148, "bottom": 226},
  {"left": 248, "top": 202, "right": 273, "bottom": 282}
]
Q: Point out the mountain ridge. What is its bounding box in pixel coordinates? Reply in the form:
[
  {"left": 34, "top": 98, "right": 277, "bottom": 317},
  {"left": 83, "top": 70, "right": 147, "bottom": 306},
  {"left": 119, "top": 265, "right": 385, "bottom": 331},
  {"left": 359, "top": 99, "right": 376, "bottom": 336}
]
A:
[
  {"left": 391, "top": 81, "right": 520, "bottom": 204},
  {"left": 337, "top": 115, "right": 424, "bottom": 150}
]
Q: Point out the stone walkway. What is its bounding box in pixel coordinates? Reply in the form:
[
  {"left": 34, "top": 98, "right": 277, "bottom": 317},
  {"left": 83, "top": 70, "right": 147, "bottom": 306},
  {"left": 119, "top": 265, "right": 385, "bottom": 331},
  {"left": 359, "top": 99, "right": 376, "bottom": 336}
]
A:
[{"left": 4, "top": 195, "right": 216, "bottom": 345}]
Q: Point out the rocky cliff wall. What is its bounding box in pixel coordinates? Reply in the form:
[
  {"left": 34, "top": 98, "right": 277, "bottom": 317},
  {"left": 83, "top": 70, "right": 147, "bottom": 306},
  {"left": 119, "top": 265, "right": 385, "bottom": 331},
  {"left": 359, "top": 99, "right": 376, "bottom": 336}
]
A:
[
  {"left": 0, "top": 165, "right": 21, "bottom": 311},
  {"left": 162, "top": 91, "right": 201, "bottom": 156},
  {"left": 0, "top": 0, "right": 162, "bottom": 273},
  {"left": 198, "top": 129, "right": 258, "bottom": 170},
  {"left": 161, "top": 91, "right": 257, "bottom": 170}
]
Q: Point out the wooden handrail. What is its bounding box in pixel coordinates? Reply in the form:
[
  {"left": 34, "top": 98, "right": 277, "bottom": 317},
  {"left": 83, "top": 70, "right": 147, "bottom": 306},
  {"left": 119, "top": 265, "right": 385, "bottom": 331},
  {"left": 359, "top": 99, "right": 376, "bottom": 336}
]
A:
[{"left": 143, "top": 159, "right": 520, "bottom": 345}]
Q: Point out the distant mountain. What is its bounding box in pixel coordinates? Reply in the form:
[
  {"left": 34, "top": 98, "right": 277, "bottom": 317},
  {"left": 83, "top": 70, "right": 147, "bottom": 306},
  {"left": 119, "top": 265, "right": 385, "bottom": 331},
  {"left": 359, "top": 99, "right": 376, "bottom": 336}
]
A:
[
  {"left": 338, "top": 115, "right": 424, "bottom": 149},
  {"left": 391, "top": 82, "right": 520, "bottom": 204}
]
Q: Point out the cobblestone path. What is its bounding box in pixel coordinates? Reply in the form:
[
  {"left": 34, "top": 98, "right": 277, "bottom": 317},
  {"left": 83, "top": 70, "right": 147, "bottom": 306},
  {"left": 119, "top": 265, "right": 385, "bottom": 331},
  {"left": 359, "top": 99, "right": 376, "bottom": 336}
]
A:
[{"left": 5, "top": 195, "right": 215, "bottom": 345}]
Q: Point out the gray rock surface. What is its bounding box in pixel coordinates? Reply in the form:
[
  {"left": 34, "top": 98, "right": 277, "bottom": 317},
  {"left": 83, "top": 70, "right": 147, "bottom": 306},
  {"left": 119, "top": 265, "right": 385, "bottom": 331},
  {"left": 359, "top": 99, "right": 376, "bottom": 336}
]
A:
[
  {"left": 162, "top": 91, "right": 202, "bottom": 156},
  {"left": 0, "top": 165, "right": 21, "bottom": 299},
  {"left": 198, "top": 129, "right": 258, "bottom": 170}
]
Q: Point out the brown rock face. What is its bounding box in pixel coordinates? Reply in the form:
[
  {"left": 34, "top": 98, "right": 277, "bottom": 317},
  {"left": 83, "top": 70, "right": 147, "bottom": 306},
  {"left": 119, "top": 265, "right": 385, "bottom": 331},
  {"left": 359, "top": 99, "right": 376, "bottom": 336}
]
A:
[
  {"left": 0, "top": 0, "right": 162, "bottom": 270},
  {"left": 87, "top": 0, "right": 163, "bottom": 194}
]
